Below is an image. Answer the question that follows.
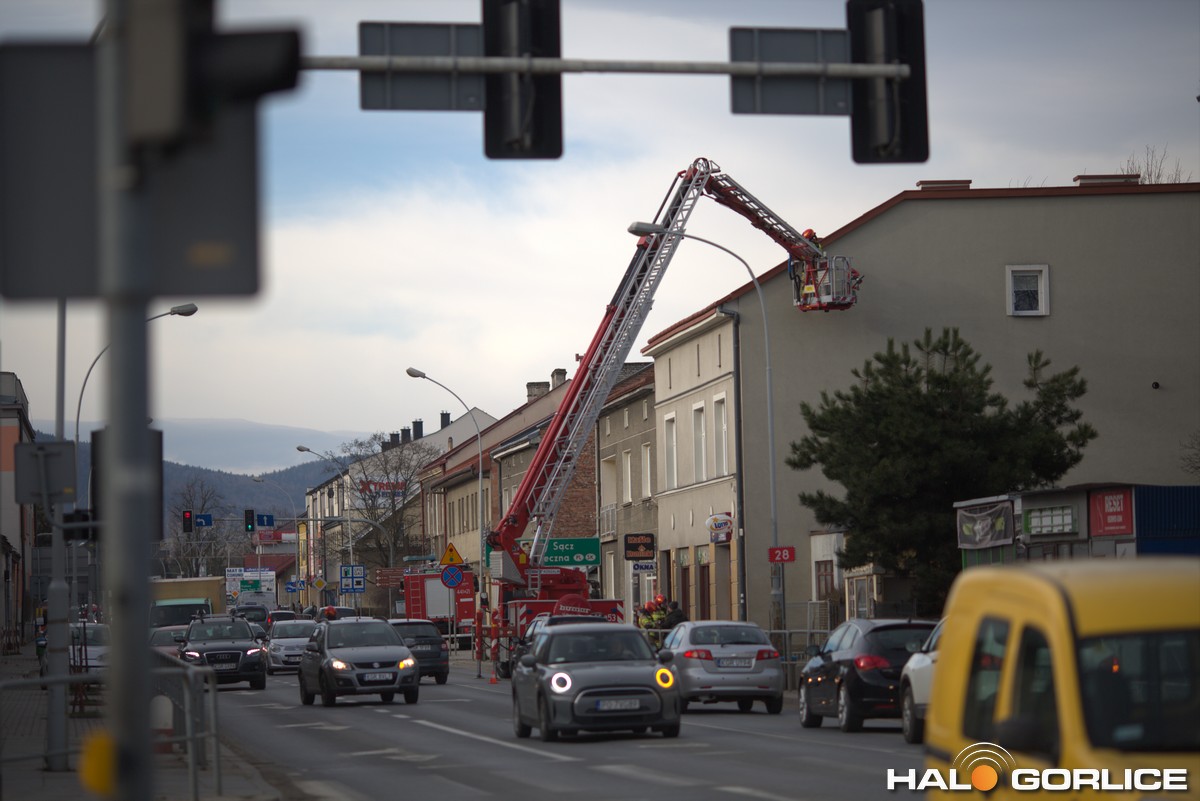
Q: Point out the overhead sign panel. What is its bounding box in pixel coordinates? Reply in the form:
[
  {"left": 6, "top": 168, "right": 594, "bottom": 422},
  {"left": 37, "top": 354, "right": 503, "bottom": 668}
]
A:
[
  {"left": 359, "top": 22, "right": 484, "bottom": 111},
  {"left": 729, "top": 27, "right": 850, "bottom": 115}
]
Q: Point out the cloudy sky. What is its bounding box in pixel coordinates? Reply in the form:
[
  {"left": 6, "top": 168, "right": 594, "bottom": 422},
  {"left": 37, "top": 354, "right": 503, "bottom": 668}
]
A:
[{"left": 2, "top": 1, "right": 1197, "bottom": 469}]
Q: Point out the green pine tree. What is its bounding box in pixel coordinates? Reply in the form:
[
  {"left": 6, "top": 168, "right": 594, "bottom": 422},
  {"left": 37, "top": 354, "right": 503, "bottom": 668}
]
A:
[{"left": 786, "top": 328, "right": 1097, "bottom": 616}]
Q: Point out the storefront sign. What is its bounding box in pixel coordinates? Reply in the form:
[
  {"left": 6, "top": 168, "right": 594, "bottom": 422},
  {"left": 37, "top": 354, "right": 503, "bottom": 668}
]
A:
[
  {"left": 624, "top": 533, "right": 655, "bottom": 561},
  {"left": 1089, "top": 488, "right": 1133, "bottom": 536},
  {"left": 956, "top": 502, "right": 1014, "bottom": 549}
]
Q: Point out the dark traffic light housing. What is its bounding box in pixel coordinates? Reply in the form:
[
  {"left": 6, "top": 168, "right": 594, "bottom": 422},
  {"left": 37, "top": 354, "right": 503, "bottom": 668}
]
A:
[
  {"left": 482, "top": 0, "right": 563, "bottom": 159},
  {"left": 126, "top": 0, "right": 301, "bottom": 149},
  {"left": 182, "top": 509, "right": 194, "bottom": 533},
  {"left": 244, "top": 509, "right": 255, "bottom": 532},
  {"left": 63, "top": 509, "right": 98, "bottom": 542},
  {"left": 847, "top": 0, "right": 928, "bottom": 163}
]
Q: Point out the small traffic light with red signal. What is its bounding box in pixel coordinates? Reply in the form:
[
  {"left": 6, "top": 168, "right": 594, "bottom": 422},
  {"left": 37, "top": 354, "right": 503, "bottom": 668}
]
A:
[{"left": 182, "top": 509, "right": 194, "bottom": 534}]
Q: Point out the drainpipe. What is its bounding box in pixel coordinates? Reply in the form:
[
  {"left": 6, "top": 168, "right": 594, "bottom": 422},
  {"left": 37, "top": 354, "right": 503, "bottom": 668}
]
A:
[{"left": 719, "top": 307, "right": 748, "bottom": 622}]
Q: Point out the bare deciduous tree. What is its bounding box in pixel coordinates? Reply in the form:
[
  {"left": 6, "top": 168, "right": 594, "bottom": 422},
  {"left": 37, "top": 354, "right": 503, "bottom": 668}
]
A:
[
  {"left": 164, "top": 477, "right": 245, "bottom": 578},
  {"left": 1120, "top": 144, "right": 1192, "bottom": 184}
]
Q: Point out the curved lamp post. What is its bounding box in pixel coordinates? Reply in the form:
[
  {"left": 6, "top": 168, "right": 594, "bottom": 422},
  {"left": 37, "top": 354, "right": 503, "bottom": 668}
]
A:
[
  {"left": 74, "top": 302, "right": 198, "bottom": 449},
  {"left": 628, "top": 221, "right": 782, "bottom": 630},
  {"left": 297, "top": 444, "right": 356, "bottom": 608},
  {"left": 406, "top": 366, "right": 486, "bottom": 679}
]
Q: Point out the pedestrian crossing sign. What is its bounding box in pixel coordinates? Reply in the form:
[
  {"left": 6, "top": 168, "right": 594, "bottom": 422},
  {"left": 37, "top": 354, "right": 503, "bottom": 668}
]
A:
[{"left": 439, "top": 543, "right": 465, "bottom": 566}]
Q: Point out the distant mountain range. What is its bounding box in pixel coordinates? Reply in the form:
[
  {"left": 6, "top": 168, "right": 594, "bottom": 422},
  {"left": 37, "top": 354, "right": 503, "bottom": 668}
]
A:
[{"left": 33, "top": 417, "right": 376, "bottom": 526}]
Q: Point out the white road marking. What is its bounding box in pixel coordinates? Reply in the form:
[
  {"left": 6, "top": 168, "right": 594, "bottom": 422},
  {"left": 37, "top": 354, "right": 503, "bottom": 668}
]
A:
[
  {"left": 718, "top": 786, "right": 812, "bottom": 801},
  {"left": 276, "top": 722, "right": 351, "bottom": 731},
  {"left": 592, "top": 763, "right": 701, "bottom": 787},
  {"left": 411, "top": 720, "right": 580, "bottom": 763}
]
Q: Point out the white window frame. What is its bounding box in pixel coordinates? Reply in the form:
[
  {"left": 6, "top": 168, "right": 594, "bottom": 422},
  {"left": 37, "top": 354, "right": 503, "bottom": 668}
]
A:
[
  {"left": 1006, "top": 264, "right": 1050, "bottom": 316},
  {"left": 713, "top": 395, "right": 728, "bottom": 477},
  {"left": 664, "top": 414, "right": 677, "bottom": 490},
  {"left": 641, "top": 442, "right": 652, "bottom": 499},
  {"left": 621, "top": 450, "right": 633, "bottom": 504},
  {"left": 692, "top": 402, "right": 706, "bottom": 483}
]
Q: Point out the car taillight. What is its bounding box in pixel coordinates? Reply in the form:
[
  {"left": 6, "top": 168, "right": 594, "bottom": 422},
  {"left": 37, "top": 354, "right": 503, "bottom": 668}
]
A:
[
  {"left": 439, "top": 641, "right": 449, "bottom": 652},
  {"left": 854, "top": 654, "right": 890, "bottom": 671},
  {"left": 756, "top": 649, "right": 780, "bottom": 660},
  {"left": 683, "top": 649, "right": 713, "bottom": 660}
]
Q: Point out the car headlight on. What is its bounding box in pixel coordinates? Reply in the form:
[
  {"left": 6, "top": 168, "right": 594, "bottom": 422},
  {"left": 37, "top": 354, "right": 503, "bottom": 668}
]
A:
[
  {"left": 550, "top": 672, "right": 572, "bottom": 694},
  {"left": 246, "top": 647, "right": 263, "bottom": 656},
  {"left": 183, "top": 650, "right": 201, "bottom": 661},
  {"left": 655, "top": 668, "right": 674, "bottom": 689},
  {"left": 398, "top": 657, "right": 416, "bottom": 670},
  {"left": 330, "top": 658, "right": 350, "bottom": 671}
]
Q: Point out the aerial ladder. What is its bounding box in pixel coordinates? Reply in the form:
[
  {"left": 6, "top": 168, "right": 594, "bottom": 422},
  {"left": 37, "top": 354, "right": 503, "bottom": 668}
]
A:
[{"left": 485, "top": 157, "right": 861, "bottom": 654}]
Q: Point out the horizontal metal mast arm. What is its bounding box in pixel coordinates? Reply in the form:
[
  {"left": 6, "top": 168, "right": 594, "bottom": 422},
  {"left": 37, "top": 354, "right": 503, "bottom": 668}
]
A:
[{"left": 302, "top": 55, "right": 910, "bottom": 80}]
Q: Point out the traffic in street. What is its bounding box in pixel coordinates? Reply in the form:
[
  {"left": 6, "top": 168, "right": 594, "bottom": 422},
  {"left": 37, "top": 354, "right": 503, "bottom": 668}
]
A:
[{"left": 216, "top": 656, "right": 924, "bottom": 801}]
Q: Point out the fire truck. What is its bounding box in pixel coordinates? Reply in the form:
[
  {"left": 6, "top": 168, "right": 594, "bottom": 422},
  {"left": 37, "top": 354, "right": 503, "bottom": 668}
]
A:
[{"left": 486, "top": 157, "right": 861, "bottom": 677}]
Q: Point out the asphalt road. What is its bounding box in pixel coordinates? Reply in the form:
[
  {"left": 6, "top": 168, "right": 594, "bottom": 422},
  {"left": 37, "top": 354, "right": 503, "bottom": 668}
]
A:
[{"left": 216, "top": 660, "right": 926, "bottom": 801}]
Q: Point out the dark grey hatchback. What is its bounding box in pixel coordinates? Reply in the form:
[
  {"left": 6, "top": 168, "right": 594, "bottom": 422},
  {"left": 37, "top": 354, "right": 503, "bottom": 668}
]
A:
[
  {"left": 387, "top": 618, "right": 449, "bottom": 684},
  {"left": 298, "top": 617, "right": 420, "bottom": 706}
]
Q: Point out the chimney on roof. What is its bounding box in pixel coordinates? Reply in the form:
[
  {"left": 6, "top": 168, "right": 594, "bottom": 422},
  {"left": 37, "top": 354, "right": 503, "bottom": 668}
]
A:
[
  {"left": 551, "top": 368, "right": 567, "bottom": 388},
  {"left": 413, "top": 419, "right": 424, "bottom": 440},
  {"left": 440, "top": 410, "right": 451, "bottom": 429},
  {"left": 400, "top": 427, "right": 411, "bottom": 444},
  {"left": 916, "top": 179, "right": 972, "bottom": 191},
  {"left": 527, "top": 381, "right": 550, "bottom": 403},
  {"left": 384, "top": 431, "right": 400, "bottom": 451},
  {"left": 1073, "top": 173, "right": 1140, "bottom": 187}
]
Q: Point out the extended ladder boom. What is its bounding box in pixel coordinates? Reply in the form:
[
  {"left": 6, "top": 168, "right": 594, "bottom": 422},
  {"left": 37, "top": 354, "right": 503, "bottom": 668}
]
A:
[{"left": 487, "top": 157, "right": 860, "bottom": 592}]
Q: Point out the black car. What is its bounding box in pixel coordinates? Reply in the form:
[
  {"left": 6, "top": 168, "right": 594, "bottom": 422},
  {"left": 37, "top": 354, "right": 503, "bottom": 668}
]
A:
[
  {"left": 388, "top": 619, "right": 449, "bottom": 684},
  {"left": 178, "top": 615, "right": 268, "bottom": 689},
  {"left": 298, "top": 617, "right": 420, "bottom": 706},
  {"left": 511, "top": 622, "right": 682, "bottom": 741},
  {"left": 798, "top": 618, "right": 937, "bottom": 732}
]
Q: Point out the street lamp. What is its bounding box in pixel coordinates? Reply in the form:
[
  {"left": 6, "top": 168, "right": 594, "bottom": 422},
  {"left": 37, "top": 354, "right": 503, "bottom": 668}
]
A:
[
  {"left": 297, "top": 445, "right": 355, "bottom": 608},
  {"left": 628, "top": 222, "right": 783, "bottom": 631},
  {"left": 254, "top": 475, "right": 302, "bottom": 610},
  {"left": 74, "top": 302, "right": 198, "bottom": 449},
  {"left": 406, "top": 366, "right": 486, "bottom": 679}
]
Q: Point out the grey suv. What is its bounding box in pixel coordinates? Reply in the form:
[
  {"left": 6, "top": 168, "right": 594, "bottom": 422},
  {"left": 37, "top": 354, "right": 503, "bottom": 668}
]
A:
[
  {"left": 388, "top": 619, "right": 449, "bottom": 684},
  {"left": 298, "top": 618, "right": 420, "bottom": 706}
]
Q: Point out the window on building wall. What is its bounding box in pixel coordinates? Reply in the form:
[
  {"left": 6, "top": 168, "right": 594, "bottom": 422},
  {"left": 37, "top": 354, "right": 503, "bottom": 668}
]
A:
[
  {"left": 641, "top": 443, "right": 652, "bottom": 499},
  {"left": 714, "top": 397, "right": 727, "bottom": 476},
  {"left": 1026, "top": 505, "right": 1076, "bottom": 535},
  {"left": 642, "top": 399, "right": 649, "bottom": 421},
  {"left": 816, "top": 560, "right": 834, "bottom": 601},
  {"left": 664, "top": 415, "right": 677, "bottom": 490},
  {"left": 604, "top": 416, "right": 610, "bottom": 436},
  {"left": 1006, "top": 265, "right": 1050, "bottom": 316},
  {"left": 692, "top": 404, "right": 706, "bottom": 483},
  {"left": 623, "top": 407, "right": 629, "bottom": 429},
  {"left": 621, "top": 450, "right": 632, "bottom": 504}
]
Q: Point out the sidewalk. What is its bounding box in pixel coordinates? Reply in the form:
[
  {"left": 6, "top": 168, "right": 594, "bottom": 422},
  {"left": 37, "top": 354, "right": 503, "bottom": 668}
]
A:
[{"left": 0, "top": 639, "right": 281, "bottom": 801}]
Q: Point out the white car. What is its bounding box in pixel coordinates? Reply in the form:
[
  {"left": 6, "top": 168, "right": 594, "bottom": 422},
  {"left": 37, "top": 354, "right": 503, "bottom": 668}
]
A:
[
  {"left": 898, "top": 618, "right": 943, "bottom": 744},
  {"left": 70, "top": 623, "right": 111, "bottom": 674}
]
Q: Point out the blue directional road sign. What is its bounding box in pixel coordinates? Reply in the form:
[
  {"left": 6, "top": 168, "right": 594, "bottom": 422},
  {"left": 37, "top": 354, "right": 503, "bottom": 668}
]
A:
[
  {"left": 195, "top": 514, "right": 214, "bottom": 527},
  {"left": 441, "top": 565, "right": 464, "bottom": 589},
  {"left": 256, "top": 513, "right": 275, "bottom": 528}
]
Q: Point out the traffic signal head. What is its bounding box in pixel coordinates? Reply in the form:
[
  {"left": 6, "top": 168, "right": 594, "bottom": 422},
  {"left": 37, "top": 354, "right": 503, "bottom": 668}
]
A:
[
  {"left": 244, "top": 509, "right": 255, "bottom": 532},
  {"left": 182, "top": 509, "right": 194, "bottom": 534}
]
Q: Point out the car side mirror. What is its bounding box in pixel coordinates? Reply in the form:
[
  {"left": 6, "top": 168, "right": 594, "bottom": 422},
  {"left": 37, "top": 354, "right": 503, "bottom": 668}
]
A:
[
  {"left": 173, "top": 633, "right": 185, "bottom": 642},
  {"left": 305, "top": 642, "right": 318, "bottom": 652},
  {"left": 657, "top": 650, "right": 674, "bottom": 664},
  {"left": 518, "top": 654, "right": 537, "bottom": 668}
]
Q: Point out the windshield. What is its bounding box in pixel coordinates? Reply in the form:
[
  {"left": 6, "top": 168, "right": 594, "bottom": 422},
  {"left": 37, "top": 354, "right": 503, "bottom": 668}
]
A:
[
  {"left": 392, "top": 623, "right": 441, "bottom": 639},
  {"left": 73, "top": 626, "right": 110, "bottom": 646},
  {"left": 870, "top": 625, "right": 936, "bottom": 655},
  {"left": 272, "top": 622, "right": 316, "bottom": 639},
  {"left": 190, "top": 621, "right": 253, "bottom": 640},
  {"left": 546, "top": 631, "right": 655, "bottom": 663},
  {"left": 1076, "top": 629, "right": 1200, "bottom": 752},
  {"left": 690, "top": 625, "right": 770, "bottom": 646},
  {"left": 328, "top": 623, "right": 402, "bottom": 648}
]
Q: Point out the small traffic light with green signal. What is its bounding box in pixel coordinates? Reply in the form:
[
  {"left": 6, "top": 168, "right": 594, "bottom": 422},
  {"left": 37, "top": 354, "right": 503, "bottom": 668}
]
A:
[
  {"left": 182, "top": 509, "right": 194, "bottom": 534},
  {"left": 244, "top": 509, "right": 255, "bottom": 532}
]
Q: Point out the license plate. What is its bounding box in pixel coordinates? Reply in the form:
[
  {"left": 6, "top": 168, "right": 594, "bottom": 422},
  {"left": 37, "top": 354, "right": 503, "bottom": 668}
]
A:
[
  {"left": 411, "top": 644, "right": 432, "bottom": 651},
  {"left": 283, "top": 656, "right": 300, "bottom": 663},
  {"left": 596, "top": 699, "right": 640, "bottom": 712},
  {"left": 717, "top": 658, "right": 752, "bottom": 668},
  {"left": 363, "top": 672, "right": 391, "bottom": 682},
  {"left": 211, "top": 663, "right": 237, "bottom": 671}
]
